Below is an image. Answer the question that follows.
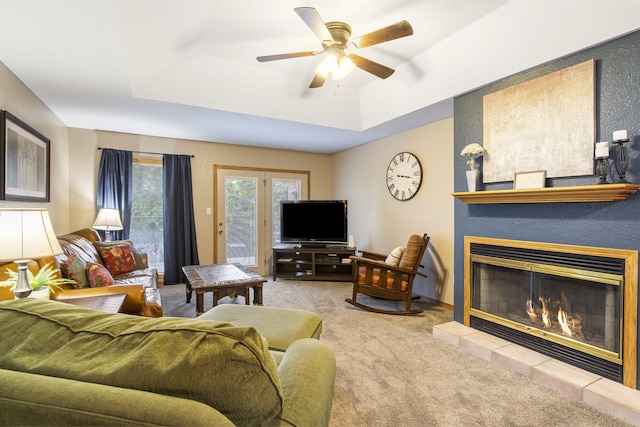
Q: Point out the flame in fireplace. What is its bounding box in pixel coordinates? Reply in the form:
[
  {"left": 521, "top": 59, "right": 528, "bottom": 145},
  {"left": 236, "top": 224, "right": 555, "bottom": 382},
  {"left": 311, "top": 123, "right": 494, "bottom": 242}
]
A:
[
  {"left": 557, "top": 307, "right": 573, "bottom": 337},
  {"left": 524, "top": 297, "right": 584, "bottom": 339},
  {"left": 539, "top": 297, "right": 551, "bottom": 328},
  {"left": 526, "top": 300, "right": 537, "bottom": 322}
]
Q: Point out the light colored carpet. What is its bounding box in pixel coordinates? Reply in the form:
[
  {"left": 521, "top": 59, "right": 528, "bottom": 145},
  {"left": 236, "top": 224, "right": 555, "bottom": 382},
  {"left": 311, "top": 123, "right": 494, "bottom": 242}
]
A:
[{"left": 160, "top": 280, "right": 630, "bottom": 427}]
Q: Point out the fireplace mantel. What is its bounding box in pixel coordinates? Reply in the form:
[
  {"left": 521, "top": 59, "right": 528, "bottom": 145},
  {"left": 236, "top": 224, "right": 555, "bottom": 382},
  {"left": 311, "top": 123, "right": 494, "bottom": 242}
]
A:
[{"left": 452, "top": 183, "right": 640, "bottom": 204}]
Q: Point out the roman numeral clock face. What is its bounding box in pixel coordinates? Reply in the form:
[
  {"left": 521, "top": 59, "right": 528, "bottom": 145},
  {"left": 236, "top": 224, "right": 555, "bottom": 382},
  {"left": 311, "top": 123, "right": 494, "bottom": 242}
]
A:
[{"left": 386, "top": 152, "right": 423, "bottom": 201}]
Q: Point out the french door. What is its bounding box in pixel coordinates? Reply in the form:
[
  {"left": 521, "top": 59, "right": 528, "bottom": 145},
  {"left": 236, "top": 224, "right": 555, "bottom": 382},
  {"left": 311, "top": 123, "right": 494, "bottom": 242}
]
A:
[{"left": 215, "top": 167, "right": 309, "bottom": 275}]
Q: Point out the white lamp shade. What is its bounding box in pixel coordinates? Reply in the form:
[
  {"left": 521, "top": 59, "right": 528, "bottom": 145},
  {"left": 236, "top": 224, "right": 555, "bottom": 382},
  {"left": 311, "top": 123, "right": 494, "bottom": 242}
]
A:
[
  {"left": 0, "top": 209, "right": 63, "bottom": 261},
  {"left": 92, "top": 208, "right": 123, "bottom": 231}
]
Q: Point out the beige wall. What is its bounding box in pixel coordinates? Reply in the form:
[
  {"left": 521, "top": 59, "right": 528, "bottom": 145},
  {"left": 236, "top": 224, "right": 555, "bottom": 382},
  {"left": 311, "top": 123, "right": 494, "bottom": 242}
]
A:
[
  {"left": 0, "top": 61, "right": 70, "bottom": 232},
  {"left": 331, "top": 118, "right": 455, "bottom": 305},
  {"left": 68, "top": 129, "right": 333, "bottom": 265}
]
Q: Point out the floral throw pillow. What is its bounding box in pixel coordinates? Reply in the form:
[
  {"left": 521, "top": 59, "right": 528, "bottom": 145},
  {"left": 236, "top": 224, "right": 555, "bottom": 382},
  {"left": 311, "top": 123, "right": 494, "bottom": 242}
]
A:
[
  {"left": 96, "top": 244, "right": 138, "bottom": 275},
  {"left": 60, "top": 253, "right": 89, "bottom": 289},
  {"left": 86, "top": 262, "right": 115, "bottom": 288},
  {"left": 93, "top": 240, "right": 144, "bottom": 270}
]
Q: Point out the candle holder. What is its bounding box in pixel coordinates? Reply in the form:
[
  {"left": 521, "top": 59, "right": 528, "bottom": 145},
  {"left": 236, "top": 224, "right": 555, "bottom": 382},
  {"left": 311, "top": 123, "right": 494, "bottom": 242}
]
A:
[
  {"left": 612, "top": 138, "right": 629, "bottom": 183},
  {"left": 595, "top": 157, "right": 610, "bottom": 184}
]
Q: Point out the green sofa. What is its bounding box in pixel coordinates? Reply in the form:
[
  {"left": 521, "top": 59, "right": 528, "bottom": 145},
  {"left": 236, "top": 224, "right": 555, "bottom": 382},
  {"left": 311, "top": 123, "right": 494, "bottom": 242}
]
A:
[{"left": 0, "top": 299, "right": 336, "bottom": 426}]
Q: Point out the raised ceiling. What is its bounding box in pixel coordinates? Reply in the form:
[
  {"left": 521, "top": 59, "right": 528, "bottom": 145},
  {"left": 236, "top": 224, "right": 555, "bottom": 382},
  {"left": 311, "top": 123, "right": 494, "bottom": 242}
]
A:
[{"left": 0, "top": 0, "right": 638, "bottom": 153}]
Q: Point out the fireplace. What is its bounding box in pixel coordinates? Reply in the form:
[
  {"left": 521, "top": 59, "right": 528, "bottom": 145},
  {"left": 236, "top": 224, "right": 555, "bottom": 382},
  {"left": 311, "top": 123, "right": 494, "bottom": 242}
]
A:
[{"left": 464, "top": 236, "right": 637, "bottom": 388}]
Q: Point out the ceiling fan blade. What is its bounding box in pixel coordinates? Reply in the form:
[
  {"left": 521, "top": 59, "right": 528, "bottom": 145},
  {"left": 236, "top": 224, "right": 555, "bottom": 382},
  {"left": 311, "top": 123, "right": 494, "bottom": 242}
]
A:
[
  {"left": 348, "top": 54, "right": 395, "bottom": 79},
  {"left": 294, "top": 7, "right": 334, "bottom": 43},
  {"left": 309, "top": 73, "right": 326, "bottom": 88},
  {"left": 257, "top": 51, "right": 318, "bottom": 62},
  {"left": 350, "top": 20, "right": 413, "bottom": 49}
]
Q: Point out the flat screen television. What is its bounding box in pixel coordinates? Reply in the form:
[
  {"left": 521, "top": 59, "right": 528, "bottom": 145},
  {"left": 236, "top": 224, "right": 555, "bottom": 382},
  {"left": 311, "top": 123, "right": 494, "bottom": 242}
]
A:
[{"left": 280, "top": 200, "right": 348, "bottom": 246}]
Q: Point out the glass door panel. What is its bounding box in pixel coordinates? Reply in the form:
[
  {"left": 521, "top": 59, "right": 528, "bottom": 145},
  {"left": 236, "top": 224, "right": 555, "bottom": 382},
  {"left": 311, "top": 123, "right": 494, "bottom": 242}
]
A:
[
  {"left": 271, "top": 178, "right": 302, "bottom": 245},
  {"left": 224, "top": 175, "right": 258, "bottom": 267}
]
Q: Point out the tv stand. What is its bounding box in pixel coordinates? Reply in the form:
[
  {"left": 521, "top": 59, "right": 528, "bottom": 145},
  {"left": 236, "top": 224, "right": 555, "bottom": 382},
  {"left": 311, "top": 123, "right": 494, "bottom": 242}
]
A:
[
  {"left": 273, "top": 245, "right": 355, "bottom": 281},
  {"left": 296, "top": 243, "right": 326, "bottom": 249},
  {"left": 295, "top": 243, "right": 347, "bottom": 249}
]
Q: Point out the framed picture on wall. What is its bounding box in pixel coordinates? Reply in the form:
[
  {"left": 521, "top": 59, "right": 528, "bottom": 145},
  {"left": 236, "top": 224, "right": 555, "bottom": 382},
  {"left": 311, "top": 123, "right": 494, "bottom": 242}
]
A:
[{"left": 0, "top": 110, "right": 50, "bottom": 202}]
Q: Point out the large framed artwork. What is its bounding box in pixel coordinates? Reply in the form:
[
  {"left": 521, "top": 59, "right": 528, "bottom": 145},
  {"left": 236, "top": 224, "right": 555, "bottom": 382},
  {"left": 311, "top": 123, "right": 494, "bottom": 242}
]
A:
[
  {"left": 0, "top": 110, "right": 50, "bottom": 202},
  {"left": 482, "top": 59, "right": 596, "bottom": 183}
]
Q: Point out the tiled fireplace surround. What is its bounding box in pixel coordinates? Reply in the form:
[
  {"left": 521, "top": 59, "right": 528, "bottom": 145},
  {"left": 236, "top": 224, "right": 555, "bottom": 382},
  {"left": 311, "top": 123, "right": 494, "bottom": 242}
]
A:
[{"left": 434, "top": 236, "right": 640, "bottom": 425}]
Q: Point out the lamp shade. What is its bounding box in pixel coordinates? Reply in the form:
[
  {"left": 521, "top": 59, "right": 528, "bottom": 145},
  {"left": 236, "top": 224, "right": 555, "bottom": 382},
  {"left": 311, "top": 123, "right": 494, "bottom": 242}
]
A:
[
  {"left": 0, "top": 209, "right": 63, "bottom": 261},
  {"left": 92, "top": 208, "right": 123, "bottom": 231}
]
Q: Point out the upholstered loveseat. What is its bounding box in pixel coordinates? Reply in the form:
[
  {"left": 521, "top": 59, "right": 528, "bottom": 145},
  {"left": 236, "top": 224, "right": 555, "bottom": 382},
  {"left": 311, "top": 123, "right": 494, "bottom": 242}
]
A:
[
  {"left": 0, "top": 228, "right": 161, "bottom": 317},
  {"left": 0, "top": 298, "right": 336, "bottom": 426}
]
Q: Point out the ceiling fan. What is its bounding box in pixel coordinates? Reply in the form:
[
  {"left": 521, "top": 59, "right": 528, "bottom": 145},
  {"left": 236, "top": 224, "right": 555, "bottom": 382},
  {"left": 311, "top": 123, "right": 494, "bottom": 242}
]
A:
[{"left": 257, "top": 7, "right": 414, "bottom": 88}]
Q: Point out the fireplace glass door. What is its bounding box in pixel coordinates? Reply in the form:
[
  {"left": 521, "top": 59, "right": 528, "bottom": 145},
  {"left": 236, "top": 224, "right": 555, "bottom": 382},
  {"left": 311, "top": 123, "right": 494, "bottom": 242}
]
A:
[{"left": 470, "top": 255, "right": 623, "bottom": 364}]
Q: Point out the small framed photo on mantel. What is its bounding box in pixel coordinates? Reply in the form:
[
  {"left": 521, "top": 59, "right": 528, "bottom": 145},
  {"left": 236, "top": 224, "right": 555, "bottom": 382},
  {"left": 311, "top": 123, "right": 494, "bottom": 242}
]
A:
[
  {"left": 0, "top": 110, "right": 51, "bottom": 202},
  {"left": 513, "top": 170, "right": 546, "bottom": 190}
]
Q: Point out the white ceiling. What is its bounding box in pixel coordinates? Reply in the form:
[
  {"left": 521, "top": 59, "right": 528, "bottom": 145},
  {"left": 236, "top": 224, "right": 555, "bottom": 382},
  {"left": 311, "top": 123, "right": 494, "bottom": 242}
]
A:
[{"left": 0, "top": 0, "right": 639, "bottom": 153}]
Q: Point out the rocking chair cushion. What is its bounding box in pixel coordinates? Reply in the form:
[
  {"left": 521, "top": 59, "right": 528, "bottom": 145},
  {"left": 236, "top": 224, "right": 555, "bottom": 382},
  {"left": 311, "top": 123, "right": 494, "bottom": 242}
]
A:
[
  {"left": 385, "top": 246, "right": 405, "bottom": 266},
  {"left": 357, "top": 267, "right": 409, "bottom": 291},
  {"left": 398, "top": 235, "right": 424, "bottom": 269}
]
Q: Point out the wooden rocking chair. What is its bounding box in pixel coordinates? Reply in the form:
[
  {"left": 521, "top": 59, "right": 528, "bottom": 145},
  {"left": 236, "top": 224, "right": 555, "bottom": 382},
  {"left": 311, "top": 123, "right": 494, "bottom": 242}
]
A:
[{"left": 345, "top": 234, "right": 429, "bottom": 315}]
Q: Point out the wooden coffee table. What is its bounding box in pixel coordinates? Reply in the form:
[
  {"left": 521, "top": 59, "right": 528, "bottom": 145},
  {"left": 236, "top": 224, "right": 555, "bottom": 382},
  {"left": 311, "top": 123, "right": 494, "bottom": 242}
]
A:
[
  {"left": 59, "top": 294, "right": 126, "bottom": 314},
  {"left": 182, "top": 263, "right": 267, "bottom": 316}
]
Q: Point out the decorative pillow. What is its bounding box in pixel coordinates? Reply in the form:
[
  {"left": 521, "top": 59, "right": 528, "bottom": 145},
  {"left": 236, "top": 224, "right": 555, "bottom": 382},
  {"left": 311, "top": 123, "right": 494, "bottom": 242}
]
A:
[
  {"left": 60, "top": 253, "right": 89, "bottom": 289},
  {"left": 95, "top": 244, "right": 138, "bottom": 275},
  {"left": 385, "top": 246, "right": 405, "bottom": 266},
  {"left": 399, "top": 234, "right": 424, "bottom": 269},
  {"left": 93, "top": 240, "right": 145, "bottom": 270},
  {"left": 86, "top": 262, "right": 115, "bottom": 287}
]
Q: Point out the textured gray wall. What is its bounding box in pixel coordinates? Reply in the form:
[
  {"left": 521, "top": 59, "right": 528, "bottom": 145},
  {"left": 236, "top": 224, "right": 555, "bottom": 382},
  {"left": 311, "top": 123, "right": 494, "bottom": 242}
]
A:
[{"left": 453, "top": 29, "right": 640, "bottom": 388}]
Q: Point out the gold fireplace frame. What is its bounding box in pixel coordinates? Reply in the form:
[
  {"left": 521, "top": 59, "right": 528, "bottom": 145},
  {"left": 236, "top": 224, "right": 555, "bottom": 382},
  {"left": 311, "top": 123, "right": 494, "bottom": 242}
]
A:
[
  {"left": 464, "top": 236, "right": 638, "bottom": 388},
  {"left": 469, "top": 254, "right": 623, "bottom": 364}
]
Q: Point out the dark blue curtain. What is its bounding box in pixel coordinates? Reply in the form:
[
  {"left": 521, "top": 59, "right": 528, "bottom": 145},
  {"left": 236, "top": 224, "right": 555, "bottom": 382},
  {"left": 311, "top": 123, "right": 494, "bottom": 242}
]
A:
[
  {"left": 96, "top": 149, "right": 132, "bottom": 240},
  {"left": 163, "top": 154, "right": 199, "bottom": 285}
]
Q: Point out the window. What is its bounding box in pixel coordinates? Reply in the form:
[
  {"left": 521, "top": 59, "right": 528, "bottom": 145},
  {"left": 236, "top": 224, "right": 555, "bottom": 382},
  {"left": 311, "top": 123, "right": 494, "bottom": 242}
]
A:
[
  {"left": 272, "top": 179, "right": 301, "bottom": 244},
  {"left": 130, "top": 158, "right": 164, "bottom": 273}
]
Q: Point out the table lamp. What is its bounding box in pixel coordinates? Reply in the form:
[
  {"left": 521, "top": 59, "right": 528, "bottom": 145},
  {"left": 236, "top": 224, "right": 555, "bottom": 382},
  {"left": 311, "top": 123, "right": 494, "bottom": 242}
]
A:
[
  {"left": 0, "top": 209, "right": 63, "bottom": 298},
  {"left": 92, "top": 208, "right": 123, "bottom": 241}
]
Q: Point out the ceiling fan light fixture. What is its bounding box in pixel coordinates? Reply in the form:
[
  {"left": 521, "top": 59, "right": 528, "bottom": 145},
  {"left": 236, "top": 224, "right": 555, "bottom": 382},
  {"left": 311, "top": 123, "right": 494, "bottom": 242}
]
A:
[
  {"left": 257, "top": 8, "right": 413, "bottom": 88},
  {"left": 316, "top": 52, "right": 355, "bottom": 80},
  {"left": 316, "top": 53, "right": 337, "bottom": 78},
  {"left": 336, "top": 55, "right": 355, "bottom": 79}
]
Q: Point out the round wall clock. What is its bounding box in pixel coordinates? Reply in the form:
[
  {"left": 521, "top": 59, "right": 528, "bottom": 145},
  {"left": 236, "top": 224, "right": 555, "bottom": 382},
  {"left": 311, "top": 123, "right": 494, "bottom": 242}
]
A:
[{"left": 386, "top": 151, "right": 423, "bottom": 201}]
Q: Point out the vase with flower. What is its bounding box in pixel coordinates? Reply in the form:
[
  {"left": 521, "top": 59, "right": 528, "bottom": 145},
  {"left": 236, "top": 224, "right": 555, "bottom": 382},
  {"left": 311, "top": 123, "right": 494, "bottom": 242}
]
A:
[{"left": 460, "top": 143, "right": 485, "bottom": 191}]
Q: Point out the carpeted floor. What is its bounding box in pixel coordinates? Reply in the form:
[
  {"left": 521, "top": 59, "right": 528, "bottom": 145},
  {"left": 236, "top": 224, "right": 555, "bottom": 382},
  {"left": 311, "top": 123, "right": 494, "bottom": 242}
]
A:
[{"left": 160, "top": 280, "right": 630, "bottom": 427}]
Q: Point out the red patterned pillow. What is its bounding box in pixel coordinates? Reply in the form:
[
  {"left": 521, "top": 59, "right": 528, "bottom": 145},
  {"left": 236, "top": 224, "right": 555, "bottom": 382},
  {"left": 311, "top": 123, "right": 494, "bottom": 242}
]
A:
[
  {"left": 86, "top": 262, "right": 115, "bottom": 288},
  {"left": 96, "top": 244, "right": 138, "bottom": 275},
  {"left": 93, "top": 240, "right": 144, "bottom": 269}
]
